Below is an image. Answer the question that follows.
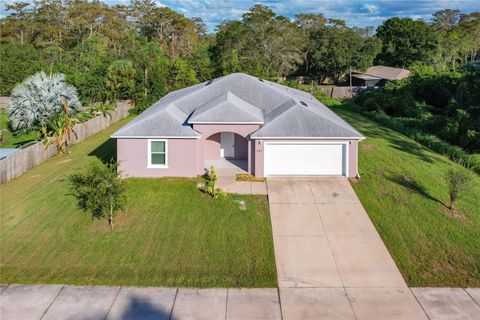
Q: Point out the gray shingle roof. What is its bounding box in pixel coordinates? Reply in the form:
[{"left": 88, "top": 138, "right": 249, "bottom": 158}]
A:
[
  {"left": 111, "top": 73, "right": 363, "bottom": 139},
  {"left": 264, "top": 99, "right": 296, "bottom": 123},
  {"left": 188, "top": 92, "right": 264, "bottom": 123},
  {"left": 111, "top": 103, "right": 200, "bottom": 137},
  {"left": 251, "top": 103, "right": 361, "bottom": 138}
]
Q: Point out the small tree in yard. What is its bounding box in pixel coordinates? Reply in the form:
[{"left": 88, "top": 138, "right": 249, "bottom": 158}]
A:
[
  {"left": 69, "top": 162, "right": 126, "bottom": 230},
  {"left": 445, "top": 167, "right": 470, "bottom": 209},
  {"left": 202, "top": 166, "right": 226, "bottom": 198}
]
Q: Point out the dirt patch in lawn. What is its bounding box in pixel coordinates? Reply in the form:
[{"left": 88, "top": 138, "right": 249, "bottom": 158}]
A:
[
  {"left": 87, "top": 211, "right": 133, "bottom": 232},
  {"left": 441, "top": 206, "right": 469, "bottom": 222}
]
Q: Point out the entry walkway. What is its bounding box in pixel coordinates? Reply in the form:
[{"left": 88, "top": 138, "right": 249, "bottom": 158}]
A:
[
  {"left": 268, "top": 177, "right": 426, "bottom": 319},
  {"left": 205, "top": 159, "right": 267, "bottom": 195}
]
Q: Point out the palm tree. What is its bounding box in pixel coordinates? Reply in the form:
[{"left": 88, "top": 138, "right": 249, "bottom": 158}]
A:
[
  {"left": 41, "top": 98, "right": 78, "bottom": 156},
  {"left": 6, "top": 71, "right": 81, "bottom": 131}
]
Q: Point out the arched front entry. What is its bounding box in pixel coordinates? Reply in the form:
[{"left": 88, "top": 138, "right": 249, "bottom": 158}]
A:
[
  {"left": 204, "top": 132, "right": 248, "bottom": 160},
  {"left": 193, "top": 124, "right": 260, "bottom": 175}
]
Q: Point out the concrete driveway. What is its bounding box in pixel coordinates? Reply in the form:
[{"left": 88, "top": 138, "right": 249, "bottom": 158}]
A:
[{"left": 267, "top": 177, "right": 428, "bottom": 320}]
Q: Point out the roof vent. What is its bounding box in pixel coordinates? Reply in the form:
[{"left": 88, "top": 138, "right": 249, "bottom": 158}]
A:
[
  {"left": 206, "top": 80, "right": 214, "bottom": 86},
  {"left": 300, "top": 101, "right": 308, "bottom": 107},
  {"left": 258, "top": 78, "right": 264, "bottom": 82}
]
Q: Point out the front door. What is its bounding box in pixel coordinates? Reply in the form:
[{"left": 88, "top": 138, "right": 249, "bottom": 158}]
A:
[{"left": 220, "top": 132, "right": 235, "bottom": 158}]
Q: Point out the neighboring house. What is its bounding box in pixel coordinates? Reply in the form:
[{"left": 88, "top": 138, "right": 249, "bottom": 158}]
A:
[
  {"left": 112, "top": 73, "right": 364, "bottom": 178},
  {"left": 352, "top": 65, "right": 410, "bottom": 87}
]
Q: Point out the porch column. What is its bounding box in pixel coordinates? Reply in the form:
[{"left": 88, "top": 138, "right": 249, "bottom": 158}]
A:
[{"left": 247, "top": 140, "right": 251, "bottom": 174}]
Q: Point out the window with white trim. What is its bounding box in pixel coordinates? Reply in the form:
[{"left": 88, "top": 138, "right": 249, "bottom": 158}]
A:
[{"left": 148, "top": 140, "right": 167, "bottom": 167}]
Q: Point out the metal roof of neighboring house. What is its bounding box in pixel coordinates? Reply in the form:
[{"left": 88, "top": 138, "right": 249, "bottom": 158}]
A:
[
  {"left": 111, "top": 73, "right": 363, "bottom": 139},
  {"left": 363, "top": 65, "right": 410, "bottom": 81},
  {"left": 352, "top": 74, "right": 382, "bottom": 80}
]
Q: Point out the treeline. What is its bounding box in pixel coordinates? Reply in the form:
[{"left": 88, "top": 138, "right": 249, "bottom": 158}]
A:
[
  {"left": 0, "top": 0, "right": 213, "bottom": 112},
  {"left": 1, "top": 1, "right": 479, "bottom": 111}
]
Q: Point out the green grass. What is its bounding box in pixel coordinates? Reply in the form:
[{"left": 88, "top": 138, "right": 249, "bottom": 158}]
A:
[
  {"left": 326, "top": 99, "right": 480, "bottom": 287},
  {"left": 0, "top": 112, "right": 39, "bottom": 148},
  {"left": 0, "top": 117, "right": 276, "bottom": 287},
  {"left": 2, "top": 98, "right": 479, "bottom": 288}
]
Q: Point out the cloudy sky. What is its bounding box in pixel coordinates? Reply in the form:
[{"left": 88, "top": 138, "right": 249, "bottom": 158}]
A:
[{"left": 2, "top": 0, "right": 479, "bottom": 32}]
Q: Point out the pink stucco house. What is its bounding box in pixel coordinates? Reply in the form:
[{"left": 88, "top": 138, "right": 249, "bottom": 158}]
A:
[{"left": 111, "top": 73, "right": 364, "bottom": 178}]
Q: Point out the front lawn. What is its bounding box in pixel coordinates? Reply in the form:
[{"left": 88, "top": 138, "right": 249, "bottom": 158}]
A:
[
  {"left": 0, "top": 117, "right": 276, "bottom": 287},
  {"left": 327, "top": 99, "right": 480, "bottom": 287}
]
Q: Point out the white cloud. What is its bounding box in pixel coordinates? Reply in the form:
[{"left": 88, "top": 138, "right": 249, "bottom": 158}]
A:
[{"left": 364, "top": 4, "right": 379, "bottom": 14}]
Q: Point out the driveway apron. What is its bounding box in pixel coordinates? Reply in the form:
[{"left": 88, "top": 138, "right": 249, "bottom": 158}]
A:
[{"left": 267, "top": 177, "right": 428, "bottom": 320}]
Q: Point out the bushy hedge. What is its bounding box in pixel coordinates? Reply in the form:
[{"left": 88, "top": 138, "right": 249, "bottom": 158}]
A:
[
  {"left": 365, "top": 111, "right": 480, "bottom": 174},
  {"left": 355, "top": 65, "right": 480, "bottom": 154}
]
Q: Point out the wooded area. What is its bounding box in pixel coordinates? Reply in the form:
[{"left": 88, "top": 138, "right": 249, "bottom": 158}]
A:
[
  {"left": 1, "top": 2, "right": 478, "bottom": 107},
  {"left": 0, "top": 1, "right": 479, "bottom": 159}
]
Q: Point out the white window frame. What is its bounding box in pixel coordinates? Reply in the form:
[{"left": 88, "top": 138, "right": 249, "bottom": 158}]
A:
[{"left": 147, "top": 139, "right": 168, "bottom": 168}]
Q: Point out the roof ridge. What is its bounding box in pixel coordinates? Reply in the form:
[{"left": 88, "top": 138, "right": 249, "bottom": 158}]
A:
[
  {"left": 172, "top": 74, "right": 232, "bottom": 108},
  {"left": 225, "top": 91, "right": 264, "bottom": 119},
  {"left": 189, "top": 90, "right": 264, "bottom": 123},
  {"left": 114, "top": 75, "right": 233, "bottom": 135},
  {"left": 252, "top": 103, "right": 300, "bottom": 137},
  {"left": 191, "top": 92, "right": 229, "bottom": 116},
  {"left": 264, "top": 99, "right": 297, "bottom": 123},
  {"left": 234, "top": 73, "right": 306, "bottom": 106},
  {"left": 167, "top": 103, "right": 188, "bottom": 123}
]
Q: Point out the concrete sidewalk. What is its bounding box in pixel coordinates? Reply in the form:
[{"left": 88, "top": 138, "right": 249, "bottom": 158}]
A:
[
  {"left": 267, "top": 177, "right": 480, "bottom": 320},
  {"left": 0, "top": 285, "right": 282, "bottom": 320},
  {"left": 1, "top": 284, "right": 479, "bottom": 320}
]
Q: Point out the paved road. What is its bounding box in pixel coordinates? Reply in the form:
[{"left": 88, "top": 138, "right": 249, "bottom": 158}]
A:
[{"left": 267, "top": 177, "right": 480, "bottom": 320}]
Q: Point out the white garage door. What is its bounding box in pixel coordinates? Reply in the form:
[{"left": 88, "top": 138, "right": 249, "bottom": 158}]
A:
[{"left": 264, "top": 142, "right": 347, "bottom": 176}]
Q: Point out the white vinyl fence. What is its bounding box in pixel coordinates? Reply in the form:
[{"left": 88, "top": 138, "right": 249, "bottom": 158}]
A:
[{"left": 0, "top": 100, "right": 131, "bottom": 184}]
